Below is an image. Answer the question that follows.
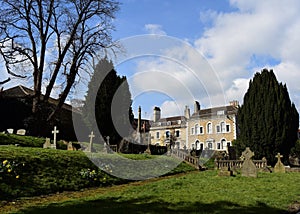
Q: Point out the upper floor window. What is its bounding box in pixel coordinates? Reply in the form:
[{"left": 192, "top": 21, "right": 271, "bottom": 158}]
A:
[
  {"left": 156, "top": 132, "right": 160, "bottom": 139},
  {"left": 200, "top": 126, "right": 203, "bottom": 134},
  {"left": 217, "top": 110, "right": 225, "bottom": 115},
  {"left": 220, "top": 122, "right": 226, "bottom": 133},
  {"left": 175, "top": 130, "right": 180, "bottom": 137},
  {"left": 191, "top": 127, "right": 195, "bottom": 135},
  {"left": 207, "top": 122, "right": 212, "bottom": 134},
  {"left": 216, "top": 125, "right": 221, "bottom": 133},
  {"left": 166, "top": 131, "right": 170, "bottom": 138},
  {"left": 226, "top": 124, "right": 230, "bottom": 132},
  {"left": 195, "top": 124, "right": 199, "bottom": 135}
]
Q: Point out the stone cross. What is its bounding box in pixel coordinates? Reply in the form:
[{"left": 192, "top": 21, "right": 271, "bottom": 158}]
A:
[
  {"left": 276, "top": 153, "right": 283, "bottom": 162},
  {"left": 242, "top": 147, "right": 254, "bottom": 160},
  {"left": 88, "top": 131, "right": 95, "bottom": 152},
  {"left": 51, "top": 126, "right": 59, "bottom": 149},
  {"left": 274, "top": 153, "right": 286, "bottom": 173}
]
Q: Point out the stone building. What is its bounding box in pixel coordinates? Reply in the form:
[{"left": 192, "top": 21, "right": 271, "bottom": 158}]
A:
[
  {"left": 188, "top": 100, "right": 239, "bottom": 152},
  {"left": 149, "top": 100, "right": 239, "bottom": 152},
  {"left": 149, "top": 107, "right": 187, "bottom": 149}
]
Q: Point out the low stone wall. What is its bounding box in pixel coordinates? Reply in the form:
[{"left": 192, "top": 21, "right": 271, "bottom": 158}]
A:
[{"left": 215, "top": 158, "right": 267, "bottom": 170}]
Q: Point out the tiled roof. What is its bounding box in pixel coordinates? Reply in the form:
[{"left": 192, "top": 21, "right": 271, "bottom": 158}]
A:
[{"left": 0, "top": 85, "right": 78, "bottom": 113}]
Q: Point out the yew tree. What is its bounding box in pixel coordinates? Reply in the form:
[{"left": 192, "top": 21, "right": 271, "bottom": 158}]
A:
[{"left": 235, "top": 69, "right": 299, "bottom": 165}]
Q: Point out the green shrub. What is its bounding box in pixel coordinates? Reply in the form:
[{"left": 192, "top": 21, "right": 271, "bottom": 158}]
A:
[{"left": 0, "top": 133, "right": 45, "bottom": 147}]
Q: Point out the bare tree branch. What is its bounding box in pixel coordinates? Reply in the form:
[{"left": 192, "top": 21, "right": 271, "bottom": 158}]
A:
[{"left": 0, "top": 0, "right": 120, "bottom": 118}]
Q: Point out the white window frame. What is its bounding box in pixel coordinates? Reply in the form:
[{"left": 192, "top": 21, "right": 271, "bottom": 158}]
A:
[{"left": 207, "top": 122, "right": 213, "bottom": 134}]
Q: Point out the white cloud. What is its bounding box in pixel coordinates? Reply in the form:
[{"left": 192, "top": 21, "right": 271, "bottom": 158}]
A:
[
  {"left": 144, "top": 24, "right": 167, "bottom": 35},
  {"left": 194, "top": 0, "right": 300, "bottom": 115}
]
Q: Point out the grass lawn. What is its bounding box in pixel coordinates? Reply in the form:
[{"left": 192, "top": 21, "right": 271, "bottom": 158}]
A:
[{"left": 2, "top": 170, "right": 300, "bottom": 214}]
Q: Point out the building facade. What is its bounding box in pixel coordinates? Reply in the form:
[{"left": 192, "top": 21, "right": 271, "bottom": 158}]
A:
[
  {"left": 149, "top": 107, "right": 187, "bottom": 149},
  {"left": 149, "top": 101, "right": 239, "bottom": 152}
]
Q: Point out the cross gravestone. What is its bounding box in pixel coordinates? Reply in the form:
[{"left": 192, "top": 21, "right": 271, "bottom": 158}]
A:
[
  {"left": 43, "top": 138, "right": 51, "bottom": 148},
  {"left": 16, "top": 129, "right": 26, "bottom": 135},
  {"left": 88, "top": 131, "right": 95, "bottom": 152},
  {"left": 51, "top": 126, "right": 59, "bottom": 149},
  {"left": 241, "top": 147, "right": 257, "bottom": 178},
  {"left": 274, "top": 153, "right": 286, "bottom": 173}
]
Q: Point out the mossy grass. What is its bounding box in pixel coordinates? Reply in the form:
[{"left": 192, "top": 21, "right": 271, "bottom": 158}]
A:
[{"left": 2, "top": 170, "right": 300, "bottom": 213}]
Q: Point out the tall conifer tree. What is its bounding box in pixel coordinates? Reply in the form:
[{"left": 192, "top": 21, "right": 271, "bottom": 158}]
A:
[
  {"left": 82, "top": 58, "right": 134, "bottom": 145},
  {"left": 235, "top": 69, "right": 299, "bottom": 165}
]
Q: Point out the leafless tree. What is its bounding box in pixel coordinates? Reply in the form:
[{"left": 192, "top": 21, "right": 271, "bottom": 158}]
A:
[{"left": 0, "top": 0, "right": 119, "bottom": 121}]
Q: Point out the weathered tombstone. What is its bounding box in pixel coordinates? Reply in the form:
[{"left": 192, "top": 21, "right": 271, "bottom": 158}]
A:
[
  {"left": 67, "top": 142, "right": 74, "bottom": 151},
  {"left": 7, "top": 129, "right": 14, "bottom": 134},
  {"left": 51, "top": 126, "right": 59, "bottom": 149},
  {"left": 274, "top": 153, "right": 286, "bottom": 173},
  {"left": 88, "top": 131, "right": 95, "bottom": 152},
  {"left": 218, "top": 165, "right": 233, "bottom": 177},
  {"left": 102, "top": 136, "right": 109, "bottom": 153},
  {"left": 43, "top": 138, "right": 51, "bottom": 148},
  {"left": 16, "top": 129, "right": 26, "bottom": 135},
  {"left": 241, "top": 147, "right": 257, "bottom": 178}
]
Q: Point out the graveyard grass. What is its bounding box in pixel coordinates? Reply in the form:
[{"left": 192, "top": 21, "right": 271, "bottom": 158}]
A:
[{"left": 3, "top": 171, "right": 300, "bottom": 213}]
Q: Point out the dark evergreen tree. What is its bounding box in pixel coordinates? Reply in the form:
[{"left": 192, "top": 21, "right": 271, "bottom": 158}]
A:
[
  {"left": 82, "top": 58, "right": 134, "bottom": 146},
  {"left": 235, "top": 69, "right": 299, "bottom": 165}
]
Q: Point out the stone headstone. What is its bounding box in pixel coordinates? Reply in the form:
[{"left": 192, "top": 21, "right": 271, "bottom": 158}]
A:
[
  {"left": 16, "top": 129, "right": 26, "bottom": 135},
  {"left": 274, "top": 153, "right": 286, "bottom": 173},
  {"left": 67, "top": 142, "right": 74, "bottom": 151},
  {"left": 43, "top": 138, "right": 51, "bottom": 148},
  {"left": 218, "top": 165, "right": 233, "bottom": 177},
  {"left": 241, "top": 147, "right": 257, "bottom": 178},
  {"left": 7, "top": 129, "right": 14, "bottom": 134}
]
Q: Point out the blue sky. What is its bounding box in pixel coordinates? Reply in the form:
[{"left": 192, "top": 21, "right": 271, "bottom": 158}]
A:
[
  {"left": 1, "top": 0, "right": 300, "bottom": 124},
  {"left": 108, "top": 0, "right": 300, "bottom": 121}
]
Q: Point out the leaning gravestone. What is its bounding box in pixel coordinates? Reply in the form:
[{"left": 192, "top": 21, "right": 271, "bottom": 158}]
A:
[
  {"left": 241, "top": 147, "right": 257, "bottom": 178},
  {"left": 16, "top": 129, "right": 26, "bottom": 135},
  {"left": 274, "top": 153, "right": 286, "bottom": 173}
]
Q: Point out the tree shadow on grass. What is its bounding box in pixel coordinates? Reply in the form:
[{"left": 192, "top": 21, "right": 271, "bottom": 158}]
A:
[{"left": 20, "top": 196, "right": 287, "bottom": 214}]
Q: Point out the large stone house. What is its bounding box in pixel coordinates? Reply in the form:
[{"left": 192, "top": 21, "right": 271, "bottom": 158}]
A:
[
  {"left": 149, "top": 106, "right": 187, "bottom": 148},
  {"left": 149, "top": 101, "right": 239, "bottom": 152}
]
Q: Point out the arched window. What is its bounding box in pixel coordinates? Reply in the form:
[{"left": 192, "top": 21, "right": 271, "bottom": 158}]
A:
[
  {"left": 221, "top": 139, "right": 226, "bottom": 150},
  {"left": 207, "top": 122, "right": 212, "bottom": 134},
  {"left": 195, "top": 140, "right": 200, "bottom": 150}
]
